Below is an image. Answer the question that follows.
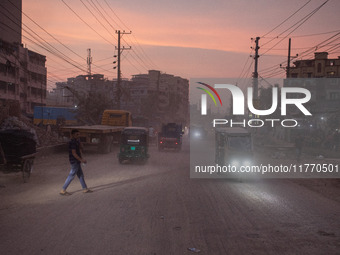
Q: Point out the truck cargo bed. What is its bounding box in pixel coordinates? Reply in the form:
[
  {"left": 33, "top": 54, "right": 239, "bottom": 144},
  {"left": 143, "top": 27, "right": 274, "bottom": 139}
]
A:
[{"left": 60, "top": 125, "right": 125, "bottom": 134}]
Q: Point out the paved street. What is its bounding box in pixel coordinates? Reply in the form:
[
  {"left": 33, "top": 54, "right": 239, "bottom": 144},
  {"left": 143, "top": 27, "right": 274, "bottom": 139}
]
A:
[{"left": 0, "top": 135, "right": 339, "bottom": 255}]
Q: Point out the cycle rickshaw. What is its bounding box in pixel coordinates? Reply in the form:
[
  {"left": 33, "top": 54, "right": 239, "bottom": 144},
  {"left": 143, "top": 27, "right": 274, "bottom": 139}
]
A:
[{"left": 0, "top": 129, "right": 37, "bottom": 182}]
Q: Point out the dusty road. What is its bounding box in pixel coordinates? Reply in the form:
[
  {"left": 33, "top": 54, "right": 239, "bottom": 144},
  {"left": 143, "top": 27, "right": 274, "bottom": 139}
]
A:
[{"left": 0, "top": 136, "right": 339, "bottom": 255}]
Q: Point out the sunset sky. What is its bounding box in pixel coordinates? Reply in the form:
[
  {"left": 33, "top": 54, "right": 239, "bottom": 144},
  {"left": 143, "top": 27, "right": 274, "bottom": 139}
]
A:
[{"left": 21, "top": 0, "right": 340, "bottom": 90}]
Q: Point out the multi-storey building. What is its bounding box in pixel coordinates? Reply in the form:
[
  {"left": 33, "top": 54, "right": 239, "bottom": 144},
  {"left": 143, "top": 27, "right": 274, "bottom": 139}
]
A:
[
  {"left": 282, "top": 52, "right": 340, "bottom": 142},
  {"left": 0, "top": 0, "right": 47, "bottom": 115},
  {"left": 286, "top": 52, "right": 340, "bottom": 113},
  {"left": 289, "top": 52, "right": 340, "bottom": 79},
  {"left": 48, "top": 74, "right": 116, "bottom": 107},
  {"left": 48, "top": 70, "right": 189, "bottom": 129},
  {"left": 121, "top": 70, "right": 189, "bottom": 128}
]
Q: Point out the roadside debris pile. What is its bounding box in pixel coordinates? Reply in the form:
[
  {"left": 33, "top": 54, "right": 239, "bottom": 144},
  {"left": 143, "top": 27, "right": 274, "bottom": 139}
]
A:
[
  {"left": 0, "top": 116, "right": 39, "bottom": 144},
  {"left": 0, "top": 100, "right": 62, "bottom": 148},
  {"left": 0, "top": 116, "right": 62, "bottom": 148}
]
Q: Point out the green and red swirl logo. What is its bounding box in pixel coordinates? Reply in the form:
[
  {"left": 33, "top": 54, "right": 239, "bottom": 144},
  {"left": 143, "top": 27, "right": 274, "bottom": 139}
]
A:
[
  {"left": 196, "top": 82, "right": 223, "bottom": 106},
  {"left": 196, "top": 82, "right": 222, "bottom": 115}
]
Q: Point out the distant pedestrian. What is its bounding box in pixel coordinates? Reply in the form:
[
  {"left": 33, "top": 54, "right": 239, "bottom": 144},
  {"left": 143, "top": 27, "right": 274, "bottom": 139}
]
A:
[
  {"left": 60, "top": 129, "right": 92, "bottom": 195},
  {"left": 295, "top": 134, "right": 304, "bottom": 162}
]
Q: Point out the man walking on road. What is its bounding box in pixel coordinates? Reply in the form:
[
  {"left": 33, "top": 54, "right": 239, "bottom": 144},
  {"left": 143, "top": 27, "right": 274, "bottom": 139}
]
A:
[{"left": 60, "top": 129, "right": 92, "bottom": 195}]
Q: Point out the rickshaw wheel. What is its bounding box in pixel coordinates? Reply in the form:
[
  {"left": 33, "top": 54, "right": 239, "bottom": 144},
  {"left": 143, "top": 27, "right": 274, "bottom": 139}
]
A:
[{"left": 22, "top": 159, "right": 32, "bottom": 183}]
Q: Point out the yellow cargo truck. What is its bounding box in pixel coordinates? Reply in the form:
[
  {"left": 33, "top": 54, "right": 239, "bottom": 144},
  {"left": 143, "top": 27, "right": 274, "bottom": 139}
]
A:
[{"left": 60, "top": 110, "right": 132, "bottom": 153}]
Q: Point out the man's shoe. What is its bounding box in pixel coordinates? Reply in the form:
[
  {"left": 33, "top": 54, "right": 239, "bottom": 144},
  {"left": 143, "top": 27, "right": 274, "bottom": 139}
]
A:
[
  {"left": 83, "top": 188, "right": 93, "bottom": 193},
  {"left": 60, "top": 190, "right": 71, "bottom": 196}
]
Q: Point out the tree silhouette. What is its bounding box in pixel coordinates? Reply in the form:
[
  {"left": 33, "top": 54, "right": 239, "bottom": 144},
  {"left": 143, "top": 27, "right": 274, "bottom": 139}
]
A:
[{"left": 76, "top": 91, "right": 112, "bottom": 124}]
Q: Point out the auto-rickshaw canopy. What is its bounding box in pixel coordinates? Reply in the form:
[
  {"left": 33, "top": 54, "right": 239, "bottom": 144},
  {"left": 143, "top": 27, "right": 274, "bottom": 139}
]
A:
[{"left": 121, "top": 127, "right": 148, "bottom": 145}]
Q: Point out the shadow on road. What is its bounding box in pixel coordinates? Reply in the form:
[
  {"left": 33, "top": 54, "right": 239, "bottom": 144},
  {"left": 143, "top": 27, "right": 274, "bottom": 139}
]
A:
[{"left": 78, "top": 170, "right": 172, "bottom": 193}]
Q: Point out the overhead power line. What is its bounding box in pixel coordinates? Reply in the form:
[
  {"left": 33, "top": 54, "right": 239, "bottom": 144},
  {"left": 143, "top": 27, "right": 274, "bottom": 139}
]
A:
[
  {"left": 60, "top": 0, "right": 155, "bottom": 75},
  {"left": 100, "top": 0, "right": 159, "bottom": 69},
  {"left": 261, "top": 0, "right": 312, "bottom": 38},
  {"left": 7, "top": 0, "right": 86, "bottom": 62},
  {"left": 0, "top": 19, "right": 88, "bottom": 73},
  {"left": 61, "top": 0, "right": 115, "bottom": 47},
  {"left": 261, "top": 0, "right": 330, "bottom": 55},
  {"left": 263, "top": 29, "right": 340, "bottom": 39},
  {"left": 9, "top": 0, "right": 129, "bottom": 76},
  {"left": 77, "top": 0, "right": 152, "bottom": 71},
  {"left": 0, "top": 3, "right": 89, "bottom": 73},
  {"left": 259, "top": 31, "right": 340, "bottom": 78},
  {"left": 79, "top": 0, "right": 116, "bottom": 40}
]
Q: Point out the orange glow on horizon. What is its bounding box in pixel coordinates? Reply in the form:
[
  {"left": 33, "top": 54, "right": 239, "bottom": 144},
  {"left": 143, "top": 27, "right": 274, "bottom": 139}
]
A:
[{"left": 21, "top": 0, "right": 340, "bottom": 83}]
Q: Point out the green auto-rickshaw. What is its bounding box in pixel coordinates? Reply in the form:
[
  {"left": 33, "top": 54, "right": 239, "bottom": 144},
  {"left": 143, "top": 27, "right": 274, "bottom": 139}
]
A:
[{"left": 118, "top": 127, "right": 150, "bottom": 164}]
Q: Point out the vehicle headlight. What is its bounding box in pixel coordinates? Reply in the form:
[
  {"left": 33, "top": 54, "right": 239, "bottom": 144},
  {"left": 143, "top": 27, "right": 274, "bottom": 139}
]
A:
[{"left": 194, "top": 131, "right": 201, "bottom": 137}]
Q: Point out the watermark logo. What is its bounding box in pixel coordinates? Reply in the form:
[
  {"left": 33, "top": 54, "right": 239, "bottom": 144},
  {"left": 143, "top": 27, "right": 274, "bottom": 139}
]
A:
[
  {"left": 196, "top": 82, "right": 222, "bottom": 115},
  {"left": 197, "top": 83, "right": 312, "bottom": 128},
  {"left": 198, "top": 83, "right": 311, "bottom": 116}
]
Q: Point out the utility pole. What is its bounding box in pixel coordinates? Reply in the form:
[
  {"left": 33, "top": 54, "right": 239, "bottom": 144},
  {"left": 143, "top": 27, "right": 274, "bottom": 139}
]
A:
[
  {"left": 115, "top": 30, "right": 131, "bottom": 109},
  {"left": 252, "top": 37, "right": 260, "bottom": 100},
  {"left": 87, "top": 48, "right": 92, "bottom": 75},
  {"left": 286, "top": 38, "right": 291, "bottom": 78}
]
